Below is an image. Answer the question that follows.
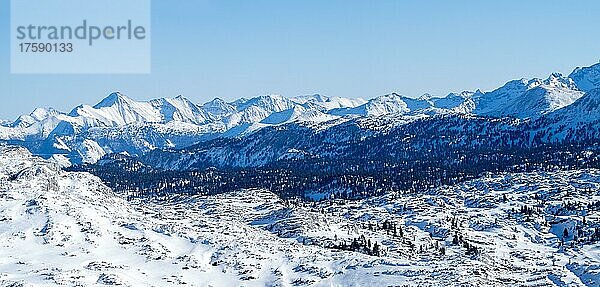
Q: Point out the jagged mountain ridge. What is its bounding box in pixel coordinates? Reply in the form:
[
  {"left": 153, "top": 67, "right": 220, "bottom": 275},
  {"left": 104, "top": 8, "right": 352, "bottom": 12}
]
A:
[
  {"left": 473, "top": 73, "right": 585, "bottom": 118},
  {"left": 570, "top": 62, "right": 600, "bottom": 93},
  {"left": 115, "top": 85, "right": 600, "bottom": 170},
  {"left": 1, "top": 62, "right": 600, "bottom": 164},
  {"left": 0, "top": 92, "right": 366, "bottom": 163}
]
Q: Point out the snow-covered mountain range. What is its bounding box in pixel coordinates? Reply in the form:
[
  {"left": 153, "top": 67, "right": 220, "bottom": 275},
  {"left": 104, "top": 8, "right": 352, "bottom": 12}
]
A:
[
  {"left": 0, "top": 92, "right": 367, "bottom": 164},
  {"left": 1, "top": 62, "right": 600, "bottom": 165},
  {"left": 3, "top": 63, "right": 600, "bottom": 286}
]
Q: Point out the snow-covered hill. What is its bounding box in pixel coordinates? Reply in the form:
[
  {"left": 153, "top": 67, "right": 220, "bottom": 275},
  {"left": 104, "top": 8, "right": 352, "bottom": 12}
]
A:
[
  {"left": 533, "top": 88, "right": 600, "bottom": 143},
  {"left": 3, "top": 146, "right": 600, "bottom": 286},
  {"left": 331, "top": 93, "right": 412, "bottom": 116},
  {"left": 474, "top": 73, "right": 584, "bottom": 118}
]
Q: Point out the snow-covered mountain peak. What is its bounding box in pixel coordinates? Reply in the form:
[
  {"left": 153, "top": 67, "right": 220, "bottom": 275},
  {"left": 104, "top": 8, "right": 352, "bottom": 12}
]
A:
[
  {"left": 569, "top": 62, "right": 600, "bottom": 92},
  {"left": 92, "top": 92, "right": 134, "bottom": 109},
  {"left": 291, "top": 93, "right": 330, "bottom": 103},
  {"left": 235, "top": 94, "right": 295, "bottom": 113},
  {"left": 477, "top": 78, "right": 529, "bottom": 102},
  {"left": 311, "top": 93, "right": 329, "bottom": 102},
  {"left": 508, "top": 78, "right": 530, "bottom": 88},
  {"left": 30, "top": 107, "right": 54, "bottom": 121},
  {"left": 260, "top": 105, "right": 338, "bottom": 125},
  {"left": 69, "top": 92, "right": 162, "bottom": 126},
  {"left": 542, "top": 73, "right": 578, "bottom": 90},
  {"left": 162, "top": 94, "right": 194, "bottom": 106},
  {"left": 165, "top": 94, "right": 196, "bottom": 107},
  {"left": 205, "top": 97, "right": 227, "bottom": 105},
  {"left": 150, "top": 95, "right": 211, "bottom": 125},
  {"left": 431, "top": 91, "right": 475, "bottom": 111},
  {"left": 357, "top": 93, "right": 411, "bottom": 116},
  {"left": 9, "top": 114, "right": 38, "bottom": 128},
  {"left": 292, "top": 94, "right": 367, "bottom": 111},
  {"left": 418, "top": 93, "right": 434, "bottom": 101},
  {"left": 372, "top": 93, "right": 405, "bottom": 103},
  {"left": 547, "top": 72, "right": 563, "bottom": 80},
  {"left": 6, "top": 107, "right": 62, "bottom": 128},
  {"left": 202, "top": 97, "right": 237, "bottom": 117},
  {"left": 474, "top": 73, "right": 584, "bottom": 118},
  {"left": 447, "top": 91, "right": 475, "bottom": 99},
  {"left": 329, "top": 93, "right": 433, "bottom": 117}
]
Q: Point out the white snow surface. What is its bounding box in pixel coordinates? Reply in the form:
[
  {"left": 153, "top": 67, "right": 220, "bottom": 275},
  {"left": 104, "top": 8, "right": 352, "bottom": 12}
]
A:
[
  {"left": 2, "top": 146, "right": 600, "bottom": 286},
  {"left": 474, "top": 74, "right": 585, "bottom": 118}
]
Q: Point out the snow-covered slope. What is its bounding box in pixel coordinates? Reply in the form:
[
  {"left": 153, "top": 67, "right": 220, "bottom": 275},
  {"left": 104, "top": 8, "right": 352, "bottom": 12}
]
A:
[
  {"left": 201, "top": 98, "right": 237, "bottom": 117},
  {"left": 0, "top": 146, "right": 233, "bottom": 286},
  {"left": 432, "top": 91, "right": 476, "bottom": 110},
  {"left": 570, "top": 62, "right": 600, "bottom": 92},
  {"left": 70, "top": 92, "right": 163, "bottom": 126},
  {"left": 474, "top": 73, "right": 584, "bottom": 118},
  {"left": 543, "top": 88, "right": 600, "bottom": 128},
  {"left": 3, "top": 145, "right": 600, "bottom": 286},
  {"left": 150, "top": 95, "right": 213, "bottom": 125},
  {"left": 260, "top": 105, "right": 338, "bottom": 125},
  {"left": 331, "top": 93, "right": 413, "bottom": 116},
  {"left": 331, "top": 92, "right": 479, "bottom": 117},
  {"left": 292, "top": 94, "right": 367, "bottom": 110}
]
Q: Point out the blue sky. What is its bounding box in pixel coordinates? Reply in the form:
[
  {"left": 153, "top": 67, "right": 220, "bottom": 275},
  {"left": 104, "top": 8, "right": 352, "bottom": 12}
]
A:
[{"left": 1, "top": 0, "right": 599, "bottom": 119}]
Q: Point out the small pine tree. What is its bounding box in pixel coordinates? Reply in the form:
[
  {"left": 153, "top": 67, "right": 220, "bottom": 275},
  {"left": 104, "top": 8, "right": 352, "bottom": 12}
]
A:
[{"left": 373, "top": 242, "right": 380, "bottom": 256}]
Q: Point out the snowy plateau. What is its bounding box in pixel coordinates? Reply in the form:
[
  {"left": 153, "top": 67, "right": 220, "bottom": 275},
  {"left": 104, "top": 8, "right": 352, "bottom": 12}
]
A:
[
  {"left": 1, "top": 63, "right": 600, "bottom": 286},
  {"left": 4, "top": 143, "right": 600, "bottom": 286}
]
